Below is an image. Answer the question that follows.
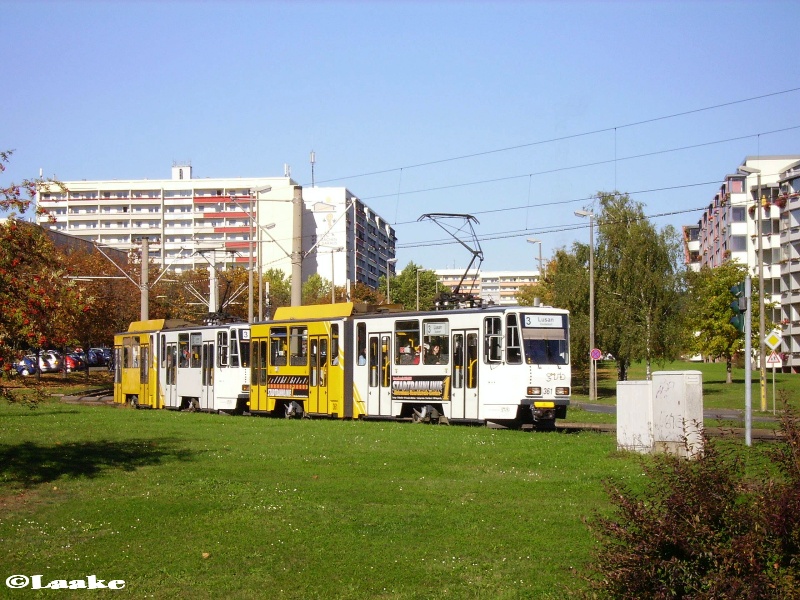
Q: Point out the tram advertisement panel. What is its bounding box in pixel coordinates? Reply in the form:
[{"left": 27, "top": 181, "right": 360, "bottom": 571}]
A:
[
  {"left": 268, "top": 375, "right": 309, "bottom": 398},
  {"left": 392, "top": 376, "right": 451, "bottom": 401}
]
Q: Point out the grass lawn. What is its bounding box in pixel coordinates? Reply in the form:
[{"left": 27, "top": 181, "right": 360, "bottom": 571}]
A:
[
  {"left": 1, "top": 362, "right": 791, "bottom": 597},
  {"left": 0, "top": 399, "right": 647, "bottom": 599}
]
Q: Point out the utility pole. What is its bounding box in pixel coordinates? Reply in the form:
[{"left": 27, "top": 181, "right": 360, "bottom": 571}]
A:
[
  {"left": 575, "top": 210, "right": 596, "bottom": 402},
  {"left": 738, "top": 165, "right": 766, "bottom": 412},
  {"left": 291, "top": 185, "right": 303, "bottom": 307},
  {"left": 140, "top": 237, "right": 149, "bottom": 321}
]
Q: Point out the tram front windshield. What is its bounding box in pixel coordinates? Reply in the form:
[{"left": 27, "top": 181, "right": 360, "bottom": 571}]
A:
[{"left": 520, "top": 313, "right": 569, "bottom": 366}]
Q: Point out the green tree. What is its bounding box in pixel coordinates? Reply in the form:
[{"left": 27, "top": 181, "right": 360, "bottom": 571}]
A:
[
  {"left": 350, "top": 281, "right": 381, "bottom": 305},
  {"left": 685, "top": 261, "right": 764, "bottom": 384},
  {"left": 532, "top": 244, "right": 591, "bottom": 391},
  {"left": 379, "top": 262, "right": 439, "bottom": 310},
  {"left": 262, "top": 268, "right": 292, "bottom": 314},
  {"left": 302, "top": 273, "right": 331, "bottom": 305},
  {"left": 594, "top": 192, "right": 686, "bottom": 380}
]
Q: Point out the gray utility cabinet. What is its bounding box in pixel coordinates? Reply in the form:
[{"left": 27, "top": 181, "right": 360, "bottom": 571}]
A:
[{"left": 617, "top": 371, "right": 703, "bottom": 458}]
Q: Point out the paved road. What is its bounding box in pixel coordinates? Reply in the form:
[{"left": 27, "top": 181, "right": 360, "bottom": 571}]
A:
[{"left": 574, "top": 402, "right": 778, "bottom": 423}]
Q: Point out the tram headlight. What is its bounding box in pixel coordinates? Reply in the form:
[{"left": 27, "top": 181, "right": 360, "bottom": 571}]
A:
[
  {"left": 555, "top": 387, "right": 570, "bottom": 396},
  {"left": 527, "top": 386, "right": 542, "bottom": 396}
]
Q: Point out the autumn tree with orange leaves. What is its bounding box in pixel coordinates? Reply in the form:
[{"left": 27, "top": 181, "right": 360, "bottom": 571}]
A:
[{"left": 0, "top": 151, "right": 93, "bottom": 377}]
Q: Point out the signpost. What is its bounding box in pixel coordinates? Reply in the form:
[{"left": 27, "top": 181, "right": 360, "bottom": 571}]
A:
[
  {"left": 766, "top": 350, "right": 782, "bottom": 415},
  {"left": 589, "top": 348, "right": 602, "bottom": 402}
]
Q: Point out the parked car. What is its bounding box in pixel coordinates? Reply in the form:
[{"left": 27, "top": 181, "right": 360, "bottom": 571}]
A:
[
  {"left": 89, "top": 348, "right": 110, "bottom": 366},
  {"left": 15, "top": 356, "right": 38, "bottom": 376},
  {"left": 64, "top": 353, "right": 85, "bottom": 372},
  {"left": 37, "top": 350, "right": 63, "bottom": 373}
]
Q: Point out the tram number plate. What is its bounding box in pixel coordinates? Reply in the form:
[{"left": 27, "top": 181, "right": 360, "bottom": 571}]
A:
[{"left": 542, "top": 387, "right": 552, "bottom": 396}]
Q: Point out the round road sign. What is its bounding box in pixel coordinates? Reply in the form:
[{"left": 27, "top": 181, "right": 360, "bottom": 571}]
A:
[{"left": 590, "top": 348, "right": 603, "bottom": 361}]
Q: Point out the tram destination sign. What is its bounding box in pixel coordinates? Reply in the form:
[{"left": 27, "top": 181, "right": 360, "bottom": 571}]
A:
[{"left": 523, "top": 314, "right": 562, "bottom": 328}]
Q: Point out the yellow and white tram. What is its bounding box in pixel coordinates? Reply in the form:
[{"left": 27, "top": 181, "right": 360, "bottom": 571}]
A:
[
  {"left": 113, "top": 319, "right": 251, "bottom": 412},
  {"left": 114, "top": 303, "right": 570, "bottom": 429}
]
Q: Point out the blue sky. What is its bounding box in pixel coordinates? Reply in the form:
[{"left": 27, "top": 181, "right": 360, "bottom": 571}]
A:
[{"left": 2, "top": 0, "right": 799, "bottom": 272}]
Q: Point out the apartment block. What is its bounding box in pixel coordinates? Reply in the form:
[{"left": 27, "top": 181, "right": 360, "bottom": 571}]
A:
[
  {"left": 433, "top": 269, "right": 541, "bottom": 306},
  {"left": 36, "top": 164, "right": 395, "bottom": 291},
  {"left": 683, "top": 155, "right": 800, "bottom": 371}
]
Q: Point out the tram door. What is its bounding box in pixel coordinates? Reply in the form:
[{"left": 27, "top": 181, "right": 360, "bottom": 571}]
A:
[
  {"left": 367, "top": 333, "right": 392, "bottom": 416},
  {"left": 200, "top": 341, "right": 214, "bottom": 410},
  {"left": 164, "top": 342, "right": 178, "bottom": 408},
  {"left": 451, "top": 330, "right": 479, "bottom": 420},
  {"left": 308, "top": 336, "right": 329, "bottom": 415}
]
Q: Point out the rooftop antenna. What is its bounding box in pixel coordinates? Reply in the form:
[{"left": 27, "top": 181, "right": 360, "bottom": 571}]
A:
[
  {"left": 310, "top": 150, "right": 316, "bottom": 187},
  {"left": 284, "top": 163, "right": 291, "bottom": 178}
]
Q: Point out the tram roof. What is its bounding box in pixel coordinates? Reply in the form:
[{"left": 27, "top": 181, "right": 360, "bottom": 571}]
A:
[
  {"left": 127, "top": 318, "right": 196, "bottom": 332},
  {"left": 272, "top": 302, "right": 362, "bottom": 321}
]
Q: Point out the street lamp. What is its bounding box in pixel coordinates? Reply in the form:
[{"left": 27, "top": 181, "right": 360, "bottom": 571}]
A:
[
  {"left": 258, "top": 222, "right": 276, "bottom": 321},
  {"left": 329, "top": 247, "right": 344, "bottom": 303},
  {"left": 386, "top": 258, "right": 398, "bottom": 304},
  {"left": 416, "top": 267, "right": 430, "bottom": 311},
  {"left": 527, "top": 238, "right": 544, "bottom": 281},
  {"left": 738, "top": 165, "right": 766, "bottom": 414},
  {"left": 234, "top": 185, "right": 272, "bottom": 324},
  {"left": 574, "top": 209, "right": 596, "bottom": 402}
]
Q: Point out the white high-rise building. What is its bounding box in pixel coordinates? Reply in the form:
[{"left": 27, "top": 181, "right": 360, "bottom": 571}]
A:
[
  {"left": 682, "top": 155, "right": 800, "bottom": 371},
  {"left": 36, "top": 164, "right": 396, "bottom": 292}
]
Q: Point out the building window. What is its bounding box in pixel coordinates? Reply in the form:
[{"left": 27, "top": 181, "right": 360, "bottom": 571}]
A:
[{"left": 730, "top": 236, "right": 747, "bottom": 252}]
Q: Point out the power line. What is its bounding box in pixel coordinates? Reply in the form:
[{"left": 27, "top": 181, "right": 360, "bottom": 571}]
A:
[
  {"left": 360, "top": 124, "right": 800, "bottom": 203},
  {"left": 310, "top": 87, "right": 800, "bottom": 187},
  {"left": 398, "top": 206, "right": 706, "bottom": 250},
  {"left": 392, "top": 179, "right": 721, "bottom": 227}
]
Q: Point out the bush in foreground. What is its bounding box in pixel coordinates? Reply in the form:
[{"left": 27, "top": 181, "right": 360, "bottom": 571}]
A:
[{"left": 584, "top": 403, "right": 800, "bottom": 599}]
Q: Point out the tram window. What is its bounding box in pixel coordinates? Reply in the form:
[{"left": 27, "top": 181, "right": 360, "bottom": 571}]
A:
[
  {"left": 141, "top": 345, "right": 149, "bottom": 383},
  {"left": 395, "top": 319, "right": 420, "bottom": 364},
  {"left": 310, "top": 338, "right": 318, "bottom": 387},
  {"left": 230, "top": 333, "right": 240, "bottom": 368},
  {"left": 452, "top": 333, "right": 464, "bottom": 389},
  {"left": 178, "top": 334, "right": 190, "bottom": 368},
  {"left": 521, "top": 314, "right": 570, "bottom": 365},
  {"left": 289, "top": 326, "right": 308, "bottom": 366},
  {"left": 484, "top": 317, "right": 502, "bottom": 363},
  {"left": 331, "top": 324, "right": 339, "bottom": 365},
  {"left": 259, "top": 340, "right": 268, "bottom": 386},
  {"left": 270, "top": 327, "right": 287, "bottom": 366},
  {"left": 250, "top": 341, "right": 259, "bottom": 386},
  {"left": 467, "top": 333, "right": 478, "bottom": 389},
  {"left": 422, "top": 319, "right": 449, "bottom": 365},
  {"left": 166, "top": 345, "right": 176, "bottom": 385},
  {"left": 320, "top": 338, "right": 329, "bottom": 386},
  {"left": 190, "top": 333, "right": 202, "bottom": 368},
  {"left": 381, "top": 335, "right": 391, "bottom": 388},
  {"left": 123, "top": 337, "right": 134, "bottom": 368},
  {"left": 217, "top": 331, "right": 229, "bottom": 367},
  {"left": 506, "top": 314, "right": 522, "bottom": 364},
  {"left": 113, "top": 348, "right": 122, "bottom": 383},
  {"left": 321, "top": 338, "right": 329, "bottom": 367},
  {"left": 369, "top": 337, "right": 379, "bottom": 387},
  {"left": 357, "top": 323, "right": 367, "bottom": 366},
  {"left": 132, "top": 340, "right": 140, "bottom": 368},
  {"left": 160, "top": 334, "right": 166, "bottom": 367},
  {"left": 239, "top": 330, "right": 251, "bottom": 368}
]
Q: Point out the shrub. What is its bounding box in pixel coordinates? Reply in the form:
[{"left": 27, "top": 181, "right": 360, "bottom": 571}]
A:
[{"left": 583, "top": 402, "right": 800, "bottom": 599}]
